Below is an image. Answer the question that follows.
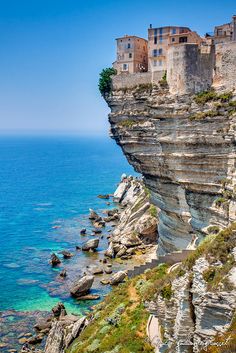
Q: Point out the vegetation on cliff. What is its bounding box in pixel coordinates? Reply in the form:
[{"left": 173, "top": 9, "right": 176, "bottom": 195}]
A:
[
  {"left": 98, "top": 67, "right": 117, "bottom": 97},
  {"left": 67, "top": 222, "right": 236, "bottom": 353}
]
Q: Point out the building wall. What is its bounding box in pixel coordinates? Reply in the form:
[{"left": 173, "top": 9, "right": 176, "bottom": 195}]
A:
[
  {"left": 114, "top": 36, "right": 148, "bottom": 74},
  {"left": 111, "top": 71, "right": 164, "bottom": 90},
  {"left": 213, "top": 42, "right": 236, "bottom": 90},
  {"left": 167, "top": 44, "right": 214, "bottom": 95},
  {"left": 148, "top": 26, "right": 190, "bottom": 72}
]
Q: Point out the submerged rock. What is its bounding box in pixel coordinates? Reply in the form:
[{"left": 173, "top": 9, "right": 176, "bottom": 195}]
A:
[{"left": 70, "top": 275, "right": 94, "bottom": 297}]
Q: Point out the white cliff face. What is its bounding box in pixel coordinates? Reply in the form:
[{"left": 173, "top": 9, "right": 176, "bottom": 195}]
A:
[
  {"left": 106, "top": 85, "right": 236, "bottom": 254},
  {"left": 109, "top": 177, "right": 158, "bottom": 255}
]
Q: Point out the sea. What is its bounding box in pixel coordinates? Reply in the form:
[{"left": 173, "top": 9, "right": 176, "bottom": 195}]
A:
[{"left": 0, "top": 135, "right": 135, "bottom": 348}]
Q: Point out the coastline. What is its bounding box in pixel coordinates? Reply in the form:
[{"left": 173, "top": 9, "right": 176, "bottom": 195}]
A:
[{"left": 0, "top": 175, "right": 158, "bottom": 353}]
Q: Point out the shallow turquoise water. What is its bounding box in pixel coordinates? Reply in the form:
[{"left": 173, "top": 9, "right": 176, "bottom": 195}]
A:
[{"left": 0, "top": 135, "right": 135, "bottom": 314}]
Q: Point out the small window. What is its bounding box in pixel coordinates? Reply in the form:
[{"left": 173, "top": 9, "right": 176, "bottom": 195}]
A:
[
  {"left": 172, "top": 38, "right": 175, "bottom": 42},
  {"left": 153, "top": 49, "right": 157, "bottom": 57},
  {"left": 154, "top": 28, "right": 158, "bottom": 35},
  {"left": 154, "top": 36, "right": 157, "bottom": 44},
  {"left": 179, "top": 36, "right": 188, "bottom": 43},
  {"left": 129, "top": 53, "right": 132, "bottom": 58},
  {"left": 153, "top": 60, "right": 157, "bottom": 66},
  {"left": 172, "top": 28, "right": 176, "bottom": 34},
  {"left": 159, "top": 60, "right": 162, "bottom": 66},
  {"left": 159, "top": 28, "right": 163, "bottom": 35},
  {"left": 123, "top": 63, "right": 128, "bottom": 71},
  {"left": 127, "top": 43, "right": 131, "bottom": 49},
  {"left": 158, "top": 48, "right": 163, "bottom": 55}
]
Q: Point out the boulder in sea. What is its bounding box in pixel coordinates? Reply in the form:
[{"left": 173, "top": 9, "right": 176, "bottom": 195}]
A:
[
  {"left": 92, "top": 228, "right": 102, "bottom": 234},
  {"left": 80, "top": 228, "right": 86, "bottom": 235},
  {"left": 82, "top": 238, "right": 99, "bottom": 251},
  {"left": 59, "top": 269, "right": 67, "bottom": 278},
  {"left": 50, "top": 253, "right": 61, "bottom": 267},
  {"left": 52, "top": 302, "right": 67, "bottom": 318},
  {"left": 61, "top": 251, "right": 74, "bottom": 259},
  {"left": 97, "top": 194, "right": 110, "bottom": 199},
  {"left": 88, "top": 209, "right": 100, "bottom": 221},
  {"left": 104, "top": 266, "right": 112, "bottom": 274},
  {"left": 110, "top": 271, "right": 127, "bottom": 285},
  {"left": 104, "top": 243, "right": 114, "bottom": 258},
  {"left": 92, "top": 266, "right": 103, "bottom": 275},
  {"left": 70, "top": 275, "right": 94, "bottom": 297}
]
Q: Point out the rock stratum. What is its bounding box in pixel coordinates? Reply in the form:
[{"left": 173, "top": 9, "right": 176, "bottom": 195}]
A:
[{"left": 106, "top": 84, "right": 236, "bottom": 254}]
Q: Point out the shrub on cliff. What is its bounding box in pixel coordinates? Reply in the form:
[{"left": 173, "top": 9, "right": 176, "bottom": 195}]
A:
[{"left": 98, "top": 67, "right": 117, "bottom": 97}]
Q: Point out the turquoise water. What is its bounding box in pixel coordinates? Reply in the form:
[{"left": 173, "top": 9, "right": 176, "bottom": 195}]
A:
[{"left": 0, "top": 135, "right": 134, "bottom": 314}]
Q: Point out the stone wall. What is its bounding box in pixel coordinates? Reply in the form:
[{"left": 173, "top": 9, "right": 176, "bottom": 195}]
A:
[
  {"left": 213, "top": 42, "right": 236, "bottom": 90},
  {"left": 111, "top": 71, "right": 164, "bottom": 90},
  {"left": 167, "top": 44, "right": 214, "bottom": 95}
]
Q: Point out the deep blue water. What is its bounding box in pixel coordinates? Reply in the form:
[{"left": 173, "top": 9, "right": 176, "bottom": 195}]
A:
[{"left": 0, "top": 136, "right": 134, "bottom": 313}]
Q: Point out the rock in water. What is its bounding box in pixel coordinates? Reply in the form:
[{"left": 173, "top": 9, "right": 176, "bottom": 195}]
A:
[
  {"left": 52, "top": 302, "right": 67, "bottom": 318},
  {"left": 70, "top": 275, "right": 94, "bottom": 297},
  {"left": 97, "top": 194, "right": 110, "bottom": 199},
  {"left": 60, "top": 250, "right": 74, "bottom": 259},
  {"left": 82, "top": 238, "right": 99, "bottom": 251},
  {"left": 110, "top": 271, "right": 127, "bottom": 285},
  {"left": 59, "top": 269, "right": 67, "bottom": 278},
  {"left": 80, "top": 228, "right": 86, "bottom": 235},
  {"left": 89, "top": 209, "right": 100, "bottom": 220},
  {"left": 50, "top": 253, "right": 61, "bottom": 267},
  {"left": 104, "top": 243, "right": 114, "bottom": 258}
]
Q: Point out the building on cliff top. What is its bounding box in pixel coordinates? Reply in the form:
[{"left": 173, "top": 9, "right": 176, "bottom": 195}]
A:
[
  {"left": 113, "top": 35, "right": 148, "bottom": 74},
  {"left": 148, "top": 25, "right": 203, "bottom": 72},
  {"left": 112, "top": 15, "right": 236, "bottom": 95},
  {"left": 212, "top": 15, "right": 236, "bottom": 43}
]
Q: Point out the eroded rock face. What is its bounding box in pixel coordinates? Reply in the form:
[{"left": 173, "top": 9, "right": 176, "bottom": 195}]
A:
[
  {"left": 106, "top": 86, "right": 236, "bottom": 254},
  {"left": 106, "top": 177, "right": 158, "bottom": 257}
]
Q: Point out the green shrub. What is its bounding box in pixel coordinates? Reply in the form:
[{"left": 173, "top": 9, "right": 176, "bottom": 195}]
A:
[
  {"left": 160, "top": 284, "right": 172, "bottom": 300},
  {"left": 215, "top": 197, "right": 227, "bottom": 207},
  {"left": 98, "top": 67, "right": 117, "bottom": 97},
  {"left": 207, "top": 225, "right": 220, "bottom": 234},
  {"left": 159, "top": 71, "right": 168, "bottom": 88},
  {"left": 194, "top": 90, "right": 218, "bottom": 104},
  {"left": 203, "top": 267, "right": 216, "bottom": 282},
  {"left": 149, "top": 204, "right": 157, "bottom": 217}
]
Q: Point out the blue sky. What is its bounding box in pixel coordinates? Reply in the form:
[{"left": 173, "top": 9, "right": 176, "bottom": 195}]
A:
[{"left": 0, "top": 0, "right": 235, "bottom": 135}]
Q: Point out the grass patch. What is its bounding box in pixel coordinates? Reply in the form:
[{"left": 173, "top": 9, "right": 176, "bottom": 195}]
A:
[{"left": 149, "top": 204, "right": 157, "bottom": 218}]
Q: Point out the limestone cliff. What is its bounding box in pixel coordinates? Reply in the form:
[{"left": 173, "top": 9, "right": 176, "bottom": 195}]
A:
[{"left": 105, "top": 83, "right": 236, "bottom": 254}]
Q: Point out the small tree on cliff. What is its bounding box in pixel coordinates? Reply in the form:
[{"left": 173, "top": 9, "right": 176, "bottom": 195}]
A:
[{"left": 98, "top": 67, "right": 117, "bottom": 97}]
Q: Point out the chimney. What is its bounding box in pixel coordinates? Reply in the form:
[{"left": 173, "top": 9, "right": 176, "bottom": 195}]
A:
[
  {"left": 233, "top": 15, "right": 236, "bottom": 41},
  {"left": 150, "top": 24, "right": 152, "bottom": 29}
]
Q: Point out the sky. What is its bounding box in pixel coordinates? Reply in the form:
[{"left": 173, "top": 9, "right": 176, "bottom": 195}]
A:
[{"left": 0, "top": 0, "right": 235, "bottom": 135}]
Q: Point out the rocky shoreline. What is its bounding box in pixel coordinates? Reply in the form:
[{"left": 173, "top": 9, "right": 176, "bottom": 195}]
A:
[{"left": 0, "top": 175, "right": 158, "bottom": 353}]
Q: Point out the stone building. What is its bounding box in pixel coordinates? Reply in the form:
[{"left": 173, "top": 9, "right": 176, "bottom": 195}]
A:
[
  {"left": 113, "top": 35, "right": 148, "bottom": 74},
  {"left": 148, "top": 25, "right": 202, "bottom": 72},
  {"left": 213, "top": 15, "right": 236, "bottom": 43}
]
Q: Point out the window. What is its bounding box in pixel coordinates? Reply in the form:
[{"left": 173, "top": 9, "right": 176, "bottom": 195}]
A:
[
  {"left": 159, "top": 35, "right": 163, "bottom": 43},
  {"left": 179, "top": 36, "right": 188, "bottom": 43},
  {"left": 159, "top": 28, "right": 163, "bottom": 35},
  {"left": 172, "top": 28, "right": 177, "bottom": 34},
  {"left": 159, "top": 60, "right": 163, "bottom": 66},
  {"left": 172, "top": 38, "right": 175, "bottom": 42},
  {"left": 158, "top": 48, "right": 163, "bottom": 55},
  {"left": 153, "top": 49, "right": 157, "bottom": 57},
  {"left": 129, "top": 53, "right": 132, "bottom": 58},
  {"left": 154, "top": 36, "right": 157, "bottom": 44},
  {"left": 154, "top": 28, "right": 158, "bottom": 35},
  {"left": 127, "top": 43, "right": 131, "bottom": 49},
  {"left": 153, "top": 60, "right": 157, "bottom": 66},
  {"left": 123, "top": 63, "right": 128, "bottom": 71}
]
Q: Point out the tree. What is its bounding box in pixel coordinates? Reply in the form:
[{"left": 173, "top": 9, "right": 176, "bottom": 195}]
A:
[{"left": 98, "top": 67, "right": 117, "bottom": 97}]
